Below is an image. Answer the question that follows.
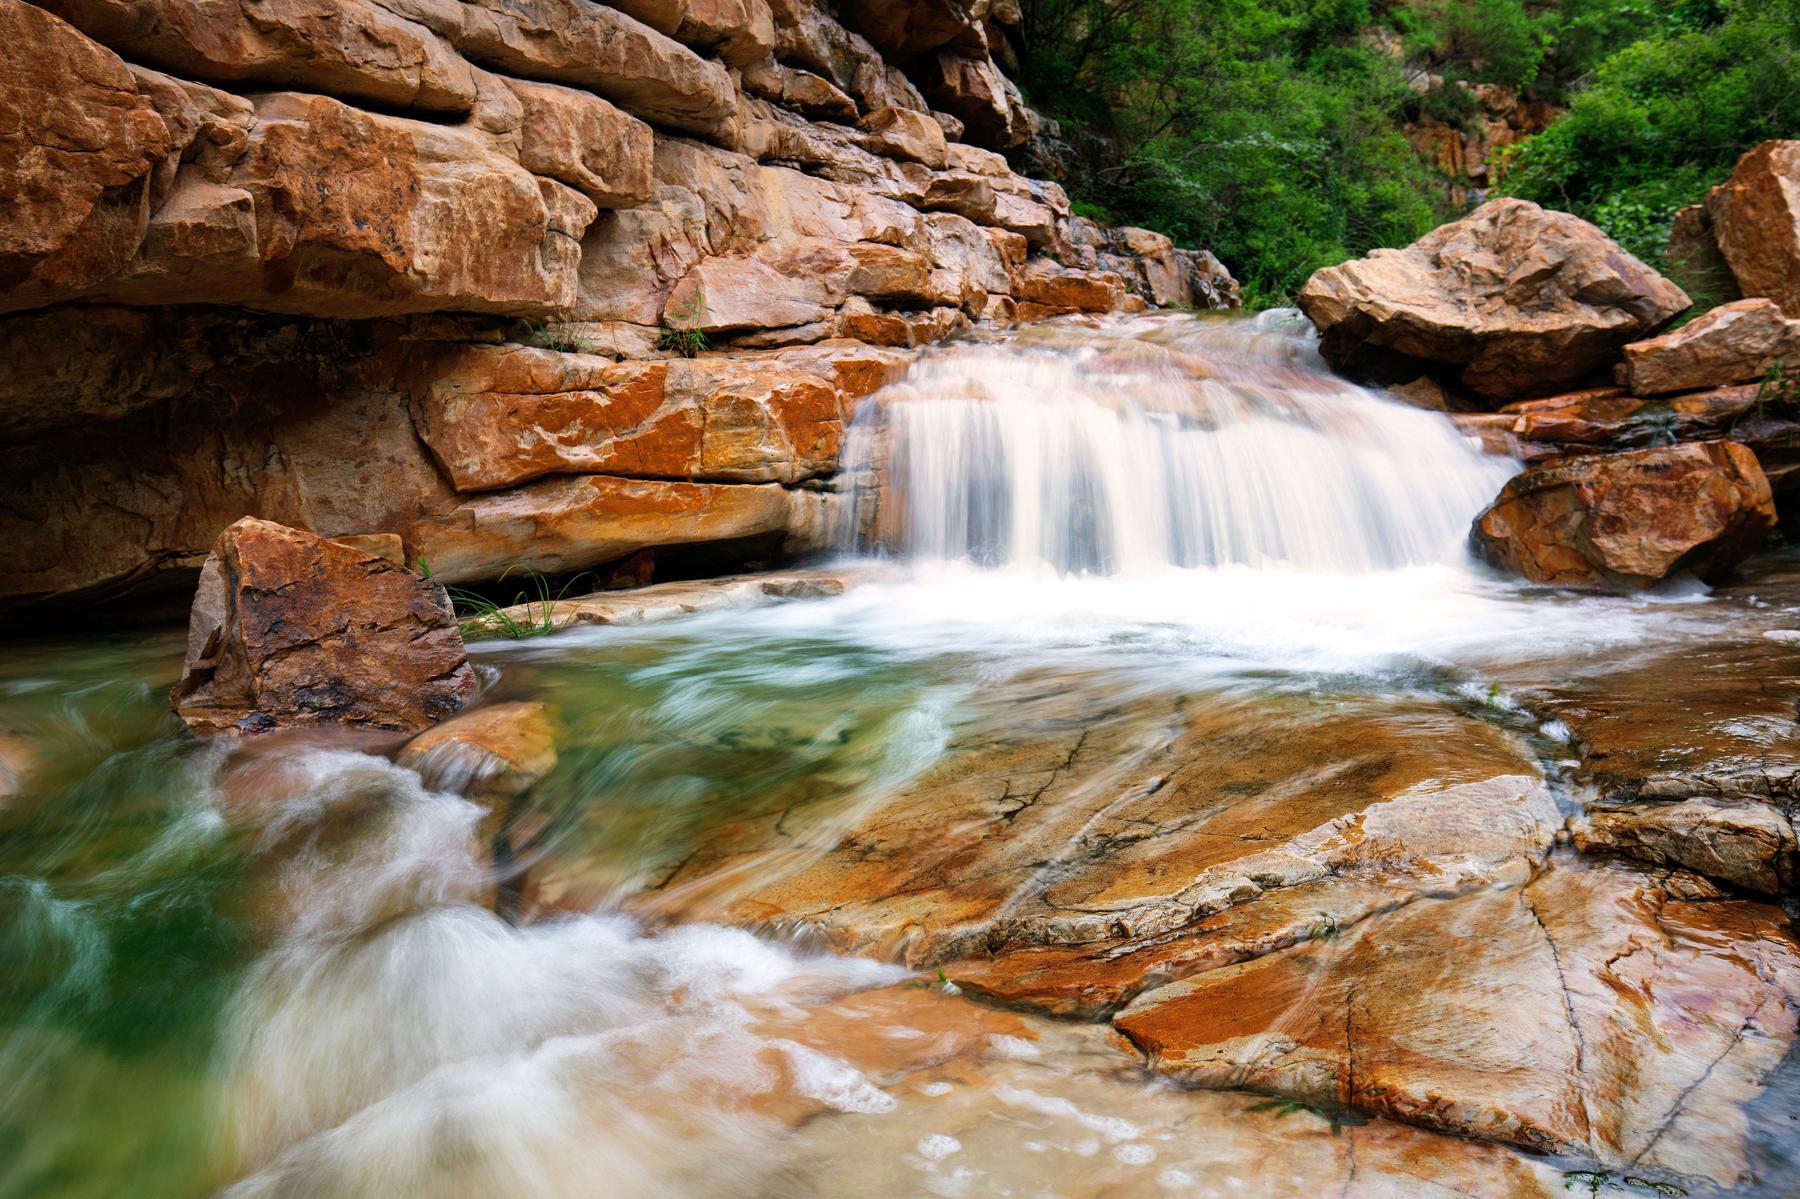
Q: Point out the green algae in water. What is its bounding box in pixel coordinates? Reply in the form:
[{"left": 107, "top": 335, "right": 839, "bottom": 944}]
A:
[{"left": 0, "top": 635, "right": 251, "bottom": 1199}]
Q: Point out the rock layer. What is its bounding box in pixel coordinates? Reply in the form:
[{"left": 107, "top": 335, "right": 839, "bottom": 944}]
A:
[
  {"left": 0, "top": 0, "right": 1234, "bottom": 614},
  {"left": 1621, "top": 298, "right": 1800, "bottom": 397}
]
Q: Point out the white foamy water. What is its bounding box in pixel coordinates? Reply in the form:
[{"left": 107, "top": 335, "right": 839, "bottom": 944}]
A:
[
  {"left": 837, "top": 311, "right": 1517, "bottom": 575},
  {"left": 212, "top": 749, "right": 905, "bottom": 1199}
]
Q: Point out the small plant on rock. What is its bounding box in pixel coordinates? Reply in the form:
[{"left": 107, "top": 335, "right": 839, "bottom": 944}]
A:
[
  {"left": 658, "top": 287, "right": 709, "bottom": 358},
  {"left": 443, "top": 565, "right": 597, "bottom": 641}
]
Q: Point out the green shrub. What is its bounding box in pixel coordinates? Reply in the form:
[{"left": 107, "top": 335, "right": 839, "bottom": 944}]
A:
[{"left": 1504, "top": 0, "right": 1800, "bottom": 269}]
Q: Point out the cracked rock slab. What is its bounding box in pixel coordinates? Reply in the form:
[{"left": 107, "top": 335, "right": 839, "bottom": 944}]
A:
[{"left": 1111, "top": 856, "right": 1800, "bottom": 1186}]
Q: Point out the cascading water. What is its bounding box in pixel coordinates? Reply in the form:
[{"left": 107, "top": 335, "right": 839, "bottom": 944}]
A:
[
  {"left": 6, "top": 314, "right": 1790, "bottom": 1199},
  {"left": 837, "top": 311, "right": 1516, "bottom": 575}
]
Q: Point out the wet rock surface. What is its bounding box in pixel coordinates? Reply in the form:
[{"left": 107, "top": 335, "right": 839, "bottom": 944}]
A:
[
  {"left": 172, "top": 517, "right": 476, "bottom": 735},
  {"left": 1472, "top": 441, "right": 1777, "bottom": 590}
]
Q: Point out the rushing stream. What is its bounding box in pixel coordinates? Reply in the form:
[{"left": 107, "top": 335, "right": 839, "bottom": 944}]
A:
[{"left": 2, "top": 313, "right": 1796, "bottom": 1199}]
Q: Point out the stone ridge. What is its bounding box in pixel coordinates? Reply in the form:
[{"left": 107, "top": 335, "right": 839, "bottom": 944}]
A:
[{"left": 0, "top": 0, "right": 1238, "bottom": 613}]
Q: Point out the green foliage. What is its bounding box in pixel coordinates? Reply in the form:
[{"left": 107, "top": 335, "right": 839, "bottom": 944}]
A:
[
  {"left": 445, "top": 566, "right": 597, "bottom": 641},
  {"left": 658, "top": 287, "right": 709, "bottom": 358},
  {"left": 1504, "top": 0, "right": 1800, "bottom": 269},
  {"left": 1247, "top": 1096, "right": 1370, "bottom": 1134},
  {"left": 1021, "top": 0, "right": 1446, "bottom": 306},
  {"left": 533, "top": 323, "right": 591, "bottom": 354},
  {"left": 1021, "top": 0, "right": 1797, "bottom": 307}
]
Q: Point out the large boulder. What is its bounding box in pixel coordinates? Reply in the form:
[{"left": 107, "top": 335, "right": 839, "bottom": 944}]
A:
[
  {"left": 1298, "top": 199, "right": 1690, "bottom": 402},
  {"left": 1705, "top": 140, "right": 1800, "bottom": 317},
  {"left": 1471, "top": 442, "right": 1776, "bottom": 590},
  {"left": 172, "top": 517, "right": 477, "bottom": 735},
  {"left": 1620, "top": 298, "right": 1800, "bottom": 396}
]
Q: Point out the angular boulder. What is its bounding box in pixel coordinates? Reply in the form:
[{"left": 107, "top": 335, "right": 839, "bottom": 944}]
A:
[
  {"left": 1298, "top": 199, "right": 1690, "bottom": 401},
  {"left": 172, "top": 518, "right": 477, "bottom": 735},
  {"left": 1621, "top": 298, "right": 1800, "bottom": 396},
  {"left": 1706, "top": 140, "right": 1800, "bottom": 317},
  {"left": 1472, "top": 442, "right": 1776, "bottom": 590}
]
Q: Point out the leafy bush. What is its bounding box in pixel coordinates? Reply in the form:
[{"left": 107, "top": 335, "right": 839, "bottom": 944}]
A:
[
  {"left": 1504, "top": 0, "right": 1800, "bottom": 273},
  {"left": 1019, "top": 0, "right": 1446, "bottom": 306}
]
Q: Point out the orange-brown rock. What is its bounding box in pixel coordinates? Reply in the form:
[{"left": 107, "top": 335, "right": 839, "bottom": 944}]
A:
[
  {"left": 1010, "top": 259, "right": 1126, "bottom": 313},
  {"left": 1705, "top": 140, "right": 1800, "bottom": 317},
  {"left": 37, "top": 0, "right": 480, "bottom": 115},
  {"left": 1621, "top": 298, "right": 1800, "bottom": 396},
  {"left": 664, "top": 254, "right": 839, "bottom": 332},
  {"left": 1112, "top": 857, "right": 1800, "bottom": 1183},
  {"left": 623, "top": 681, "right": 1557, "bottom": 965},
  {"left": 1574, "top": 798, "right": 1796, "bottom": 896},
  {"left": 0, "top": 0, "right": 172, "bottom": 308},
  {"left": 1299, "top": 199, "right": 1690, "bottom": 401},
  {"left": 404, "top": 473, "right": 822, "bottom": 584},
  {"left": 406, "top": 344, "right": 851, "bottom": 489},
  {"left": 397, "top": 700, "right": 558, "bottom": 800},
  {"left": 55, "top": 90, "right": 596, "bottom": 318},
  {"left": 854, "top": 105, "right": 948, "bottom": 169},
  {"left": 378, "top": 0, "right": 737, "bottom": 137},
  {"left": 505, "top": 79, "right": 654, "bottom": 209},
  {"left": 172, "top": 517, "right": 476, "bottom": 736},
  {"left": 1471, "top": 441, "right": 1776, "bottom": 589}
]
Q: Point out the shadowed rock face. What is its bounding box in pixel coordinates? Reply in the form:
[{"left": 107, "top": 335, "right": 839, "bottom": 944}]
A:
[
  {"left": 1298, "top": 198, "right": 1689, "bottom": 403},
  {"left": 1472, "top": 441, "right": 1777, "bottom": 590},
  {"left": 172, "top": 517, "right": 476, "bottom": 735}
]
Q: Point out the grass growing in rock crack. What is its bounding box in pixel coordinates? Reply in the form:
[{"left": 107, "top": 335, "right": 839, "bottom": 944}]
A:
[
  {"left": 1246, "top": 1097, "right": 1368, "bottom": 1135},
  {"left": 419, "top": 561, "right": 597, "bottom": 641},
  {"left": 657, "top": 288, "right": 709, "bottom": 358}
]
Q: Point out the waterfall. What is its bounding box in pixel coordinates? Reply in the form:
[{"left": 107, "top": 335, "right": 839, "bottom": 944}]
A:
[{"left": 836, "top": 312, "right": 1515, "bottom": 576}]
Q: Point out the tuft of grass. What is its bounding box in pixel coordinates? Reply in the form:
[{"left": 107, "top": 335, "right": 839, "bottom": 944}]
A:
[
  {"left": 440, "top": 565, "right": 597, "bottom": 642},
  {"left": 658, "top": 287, "right": 709, "bottom": 358},
  {"left": 534, "top": 323, "right": 591, "bottom": 354},
  {"left": 1246, "top": 1096, "right": 1368, "bottom": 1136}
]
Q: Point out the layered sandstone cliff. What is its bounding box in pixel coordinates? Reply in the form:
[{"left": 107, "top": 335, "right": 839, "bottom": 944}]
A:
[{"left": 0, "top": 0, "right": 1237, "bottom": 615}]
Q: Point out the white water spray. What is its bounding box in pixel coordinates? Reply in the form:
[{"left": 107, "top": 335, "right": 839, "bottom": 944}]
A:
[{"left": 837, "top": 312, "right": 1515, "bottom": 575}]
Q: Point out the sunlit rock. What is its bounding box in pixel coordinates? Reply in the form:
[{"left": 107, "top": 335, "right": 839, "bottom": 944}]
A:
[
  {"left": 0, "top": 0, "right": 172, "bottom": 311},
  {"left": 1706, "top": 140, "right": 1800, "bottom": 318},
  {"left": 1298, "top": 198, "right": 1690, "bottom": 401},
  {"left": 1621, "top": 297, "right": 1800, "bottom": 396},
  {"left": 1112, "top": 857, "right": 1800, "bottom": 1185}
]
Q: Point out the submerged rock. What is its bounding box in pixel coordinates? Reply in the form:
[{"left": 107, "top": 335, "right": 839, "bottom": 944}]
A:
[
  {"left": 1471, "top": 442, "right": 1776, "bottom": 590},
  {"left": 1298, "top": 198, "right": 1689, "bottom": 402},
  {"left": 172, "top": 517, "right": 476, "bottom": 735}
]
